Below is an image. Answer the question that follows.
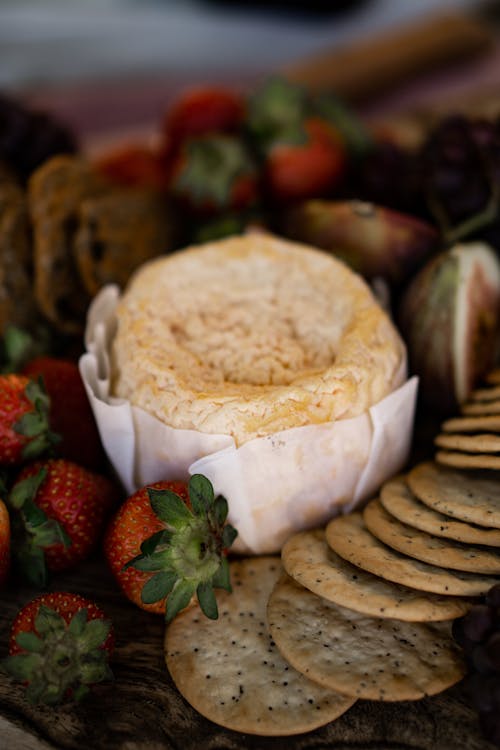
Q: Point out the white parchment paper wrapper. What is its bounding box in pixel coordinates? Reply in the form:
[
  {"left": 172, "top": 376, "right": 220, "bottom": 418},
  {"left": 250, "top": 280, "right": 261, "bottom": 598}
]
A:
[{"left": 80, "top": 285, "right": 418, "bottom": 554}]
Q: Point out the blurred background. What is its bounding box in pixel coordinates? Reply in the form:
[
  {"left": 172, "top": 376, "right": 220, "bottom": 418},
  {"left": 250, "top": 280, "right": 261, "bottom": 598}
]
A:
[
  {"left": 1, "top": 0, "right": 499, "bottom": 139},
  {"left": 0, "top": 0, "right": 488, "bottom": 88}
]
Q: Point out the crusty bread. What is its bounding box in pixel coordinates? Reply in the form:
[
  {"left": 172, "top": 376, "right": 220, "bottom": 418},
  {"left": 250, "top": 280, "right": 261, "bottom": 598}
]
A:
[{"left": 110, "top": 234, "right": 406, "bottom": 445}]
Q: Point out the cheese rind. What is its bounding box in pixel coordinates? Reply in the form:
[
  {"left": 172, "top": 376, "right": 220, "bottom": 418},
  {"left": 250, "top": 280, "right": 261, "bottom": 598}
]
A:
[{"left": 111, "top": 234, "right": 405, "bottom": 445}]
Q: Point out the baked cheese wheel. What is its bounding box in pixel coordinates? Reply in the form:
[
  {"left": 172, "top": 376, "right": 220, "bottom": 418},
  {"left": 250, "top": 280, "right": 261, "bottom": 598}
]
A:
[{"left": 111, "top": 234, "right": 406, "bottom": 445}]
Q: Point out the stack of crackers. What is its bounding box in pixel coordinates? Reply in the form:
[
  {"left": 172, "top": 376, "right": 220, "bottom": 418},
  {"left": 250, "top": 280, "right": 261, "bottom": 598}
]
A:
[
  {"left": 0, "top": 155, "right": 178, "bottom": 336},
  {"left": 163, "top": 383, "right": 500, "bottom": 735},
  {"left": 163, "top": 500, "right": 481, "bottom": 736},
  {"left": 435, "top": 368, "right": 500, "bottom": 470}
]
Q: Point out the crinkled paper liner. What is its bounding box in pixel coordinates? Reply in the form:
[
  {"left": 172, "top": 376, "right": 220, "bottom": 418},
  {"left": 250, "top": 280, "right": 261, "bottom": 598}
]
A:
[{"left": 79, "top": 285, "right": 418, "bottom": 554}]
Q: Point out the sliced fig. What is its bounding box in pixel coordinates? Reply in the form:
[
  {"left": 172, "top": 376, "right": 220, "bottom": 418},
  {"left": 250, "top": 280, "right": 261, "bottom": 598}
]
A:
[
  {"left": 282, "top": 199, "right": 439, "bottom": 285},
  {"left": 399, "top": 242, "right": 500, "bottom": 412}
]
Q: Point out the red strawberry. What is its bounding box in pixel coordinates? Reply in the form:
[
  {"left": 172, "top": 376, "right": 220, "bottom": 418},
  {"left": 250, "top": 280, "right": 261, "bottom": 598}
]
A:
[
  {"left": 94, "top": 143, "right": 169, "bottom": 191},
  {"left": 168, "top": 134, "right": 258, "bottom": 216},
  {"left": 3, "top": 592, "right": 113, "bottom": 705},
  {"left": 9, "top": 458, "right": 118, "bottom": 586},
  {"left": 0, "top": 497, "right": 10, "bottom": 586},
  {"left": 22, "top": 356, "right": 105, "bottom": 471},
  {"left": 104, "top": 475, "right": 237, "bottom": 622},
  {"left": 164, "top": 86, "right": 245, "bottom": 148},
  {"left": 0, "top": 374, "right": 59, "bottom": 465},
  {"left": 263, "top": 117, "right": 346, "bottom": 204}
]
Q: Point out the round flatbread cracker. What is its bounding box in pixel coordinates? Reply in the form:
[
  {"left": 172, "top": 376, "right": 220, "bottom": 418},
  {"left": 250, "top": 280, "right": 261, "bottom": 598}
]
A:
[
  {"left": 435, "top": 433, "right": 500, "bottom": 453},
  {"left": 380, "top": 476, "right": 500, "bottom": 546},
  {"left": 165, "top": 556, "right": 355, "bottom": 736},
  {"left": 441, "top": 415, "right": 500, "bottom": 434},
  {"left": 268, "top": 573, "right": 466, "bottom": 702},
  {"left": 436, "top": 451, "right": 500, "bottom": 470},
  {"left": 408, "top": 461, "right": 500, "bottom": 528},
  {"left": 282, "top": 528, "right": 471, "bottom": 621},
  {"left": 485, "top": 368, "right": 500, "bottom": 385},
  {"left": 462, "top": 400, "right": 500, "bottom": 416},
  {"left": 326, "top": 513, "right": 500, "bottom": 596},
  {"left": 364, "top": 498, "right": 500, "bottom": 574},
  {"left": 470, "top": 385, "right": 500, "bottom": 402}
]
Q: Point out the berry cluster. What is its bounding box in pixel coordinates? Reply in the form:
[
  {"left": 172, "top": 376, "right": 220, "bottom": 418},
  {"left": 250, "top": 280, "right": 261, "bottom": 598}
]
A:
[
  {"left": 453, "top": 584, "right": 500, "bottom": 746},
  {"left": 0, "top": 93, "right": 77, "bottom": 182},
  {"left": 356, "top": 115, "right": 500, "bottom": 250}
]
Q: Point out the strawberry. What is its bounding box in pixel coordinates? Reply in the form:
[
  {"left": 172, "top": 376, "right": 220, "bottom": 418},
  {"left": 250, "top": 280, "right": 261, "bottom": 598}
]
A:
[
  {"left": 168, "top": 134, "right": 258, "bottom": 216},
  {"left": 2, "top": 592, "right": 113, "bottom": 705},
  {"left": 245, "top": 78, "right": 347, "bottom": 204},
  {"left": 263, "top": 117, "right": 346, "bottom": 204},
  {"left": 0, "top": 374, "right": 59, "bottom": 465},
  {"left": 163, "top": 86, "right": 245, "bottom": 148},
  {"left": 0, "top": 497, "right": 10, "bottom": 586},
  {"left": 104, "top": 474, "right": 237, "bottom": 622},
  {"left": 94, "top": 143, "right": 169, "bottom": 191},
  {"left": 9, "top": 458, "right": 118, "bottom": 586},
  {"left": 22, "top": 356, "right": 105, "bottom": 471}
]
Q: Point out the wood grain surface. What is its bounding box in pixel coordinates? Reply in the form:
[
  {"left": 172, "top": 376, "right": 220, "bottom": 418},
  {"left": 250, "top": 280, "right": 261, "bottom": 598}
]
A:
[{"left": 0, "top": 553, "right": 494, "bottom": 750}]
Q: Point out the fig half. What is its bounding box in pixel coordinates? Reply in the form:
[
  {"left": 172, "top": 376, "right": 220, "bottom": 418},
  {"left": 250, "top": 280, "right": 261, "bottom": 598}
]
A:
[
  {"left": 282, "top": 199, "right": 439, "bottom": 286},
  {"left": 399, "top": 242, "right": 500, "bottom": 412}
]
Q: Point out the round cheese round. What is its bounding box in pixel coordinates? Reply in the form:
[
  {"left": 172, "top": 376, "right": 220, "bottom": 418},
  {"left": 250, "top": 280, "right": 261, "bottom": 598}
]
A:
[{"left": 110, "top": 234, "right": 406, "bottom": 445}]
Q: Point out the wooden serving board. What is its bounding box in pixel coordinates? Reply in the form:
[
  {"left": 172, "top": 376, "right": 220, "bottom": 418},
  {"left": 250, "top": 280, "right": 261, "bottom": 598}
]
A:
[{"left": 0, "top": 554, "right": 492, "bottom": 750}]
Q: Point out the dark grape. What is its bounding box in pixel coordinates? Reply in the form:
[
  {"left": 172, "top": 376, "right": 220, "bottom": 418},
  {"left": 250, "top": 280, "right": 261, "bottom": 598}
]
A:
[
  {"left": 466, "top": 673, "right": 496, "bottom": 712},
  {"left": 0, "top": 92, "right": 77, "bottom": 182},
  {"left": 480, "top": 709, "right": 500, "bottom": 746},
  {"left": 486, "top": 584, "right": 500, "bottom": 608},
  {"left": 352, "top": 113, "right": 500, "bottom": 253},
  {"left": 486, "top": 633, "right": 500, "bottom": 671},
  {"left": 462, "top": 605, "right": 495, "bottom": 643},
  {"left": 452, "top": 616, "right": 476, "bottom": 652},
  {"left": 453, "top": 588, "right": 500, "bottom": 747},
  {"left": 471, "top": 644, "right": 495, "bottom": 676}
]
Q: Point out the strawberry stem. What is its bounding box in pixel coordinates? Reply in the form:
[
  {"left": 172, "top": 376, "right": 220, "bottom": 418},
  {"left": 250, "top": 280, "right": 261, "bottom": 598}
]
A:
[
  {"left": 126, "top": 474, "right": 238, "bottom": 622},
  {"left": 1, "top": 605, "right": 113, "bottom": 705}
]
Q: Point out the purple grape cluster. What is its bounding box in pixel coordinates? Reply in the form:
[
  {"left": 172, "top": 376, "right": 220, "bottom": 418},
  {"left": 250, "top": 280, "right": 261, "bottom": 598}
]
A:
[
  {"left": 0, "top": 92, "right": 77, "bottom": 182},
  {"left": 355, "top": 115, "right": 500, "bottom": 251},
  {"left": 453, "top": 584, "right": 500, "bottom": 746}
]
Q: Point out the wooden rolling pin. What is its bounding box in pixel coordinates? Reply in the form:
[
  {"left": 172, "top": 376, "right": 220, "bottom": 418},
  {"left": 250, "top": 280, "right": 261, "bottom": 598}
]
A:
[{"left": 282, "top": 11, "right": 494, "bottom": 101}]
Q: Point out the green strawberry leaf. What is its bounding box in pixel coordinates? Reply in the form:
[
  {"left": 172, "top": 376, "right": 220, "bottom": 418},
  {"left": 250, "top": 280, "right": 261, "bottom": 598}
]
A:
[
  {"left": 213, "top": 494, "right": 229, "bottom": 525},
  {"left": 67, "top": 608, "right": 88, "bottom": 637},
  {"left": 15, "top": 631, "right": 44, "bottom": 653},
  {"left": 73, "top": 684, "right": 90, "bottom": 702},
  {"left": 148, "top": 487, "right": 192, "bottom": 528},
  {"left": 140, "top": 529, "right": 172, "bottom": 556},
  {"left": 34, "top": 605, "right": 66, "bottom": 636},
  {"left": 211, "top": 557, "right": 232, "bottom": 592},
  {"left": 80, "top": 658, "right": 111, "bottom": 686},
  {"left": 196, "top": 581, "right": 218, "bottom": 620},
  {"left": 189, "top": 474, "right": 214, "bottom": 514},
  {"left": 126, "top": 550, "right": 168, "bottom": 573},
  {"left": 21, "top": 431, "right": 60, "bottom": 461},
  {"left": 9, "top": 468, "right": 47, "bottom": 510},
  {"left": 30, "top": 517, "right": 71, "bottom": 549},
  {"left": 2, "top": 653, "right": 42, "bottom": 681},
  {"left": 16, "top": 543, "right": 48, "bottom": 588},
  {"left": 246, "top": 77, "right": 308, "bottom": 152},
  {"left": 24, "top": 377, "right": 50, "bottom": 413},
  {"left": 222, "top": 524, "right": 238, "bottom": 550},
  {"left": 14, "top": 412, "right": 47, "bottom": 438},
  {"left": 165, "top": 580, "right": 196, "bottom": 622},
  {"left": 81, "top": 618, "right": 112, "bottom": 651},
  {"left": 141, "top": 571, "right": 178, "bottom": 604},
  {"left": 1, "top": 326, "right": 36, "bottom": 373}
]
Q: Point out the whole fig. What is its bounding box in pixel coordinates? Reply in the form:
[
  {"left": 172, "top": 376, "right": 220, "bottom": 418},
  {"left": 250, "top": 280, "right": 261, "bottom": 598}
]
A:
[{"left": 283, "top": 199, "right": 439, "bottom": 286}]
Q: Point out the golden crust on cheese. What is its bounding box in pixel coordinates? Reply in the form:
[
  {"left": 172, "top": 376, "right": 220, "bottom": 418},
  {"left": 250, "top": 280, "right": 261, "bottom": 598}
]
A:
[{"left": 110, "top": 234, "right": 406, "bottom": 445}]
